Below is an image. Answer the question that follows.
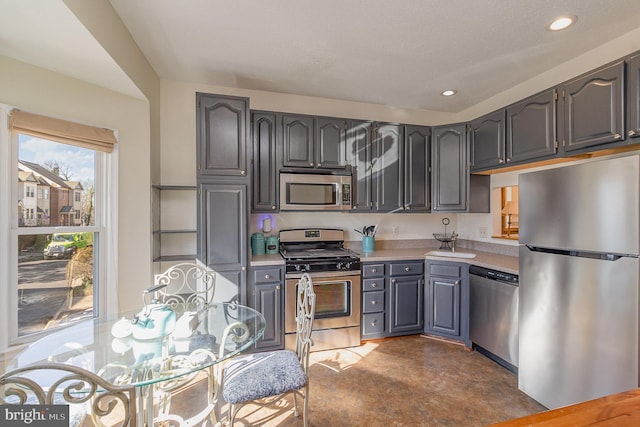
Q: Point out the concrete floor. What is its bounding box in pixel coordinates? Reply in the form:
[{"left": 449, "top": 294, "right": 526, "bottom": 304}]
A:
[{"left": 171, "top": 334, "right": 545, "bottom": 426}]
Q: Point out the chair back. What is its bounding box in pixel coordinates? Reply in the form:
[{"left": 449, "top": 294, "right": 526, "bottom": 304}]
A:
[
  {"left": 0, "top": 362, "right": 137, "bottom": 427},
  {"left": 153, "top": 262, "right": 216, "bottom": 310},
  {"left": 295, "top": 273, "right": 316, "bottom": 373}
]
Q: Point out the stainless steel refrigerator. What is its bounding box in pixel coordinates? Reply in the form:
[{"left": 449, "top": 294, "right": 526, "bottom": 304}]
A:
[{"left": 519, "top": 155, "right": 639, "bottom": 409}]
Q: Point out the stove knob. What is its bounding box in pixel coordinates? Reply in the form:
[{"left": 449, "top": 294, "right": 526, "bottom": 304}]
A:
[
  {"left": 295, "top": 264, "right": 302, "bottom": 272},
  {"left": 304, "top": 264, "right": 311, "bottom": 272},
  {"left": 345, "top": 262, "right": 352, "bottom": 269},
  {"left": 336, "top": 262, "right": 344, "bottom": 270}
]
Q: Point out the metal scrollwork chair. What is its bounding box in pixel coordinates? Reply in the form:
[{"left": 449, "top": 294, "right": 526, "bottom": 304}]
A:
[
  {"left": 0, "top": 363, "right": 137, "bottom": 427},
  {"left": 152, "top": 262, "right": 216, "bottom": 312},
  {"left": 221, "top": 273, "right": 316, "bottom": 426}
]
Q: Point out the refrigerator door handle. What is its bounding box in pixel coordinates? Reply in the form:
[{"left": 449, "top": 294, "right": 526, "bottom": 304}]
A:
[{"left": 525, "top": 245, "right": 636, "bottom": 261}]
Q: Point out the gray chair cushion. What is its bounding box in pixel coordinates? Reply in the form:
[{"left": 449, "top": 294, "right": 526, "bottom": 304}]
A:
[{"left": 222, "top": 350, "right": 307, "bottom": 404}]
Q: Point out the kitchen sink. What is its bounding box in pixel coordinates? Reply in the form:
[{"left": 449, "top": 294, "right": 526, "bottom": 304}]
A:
[{"left": 426, "top": 250, "right": 477, "bottom": 259}]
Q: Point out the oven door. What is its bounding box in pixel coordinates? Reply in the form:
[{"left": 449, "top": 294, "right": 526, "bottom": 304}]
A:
[{"left": 285, "top": 271, "right": 361, "bottom": 334}]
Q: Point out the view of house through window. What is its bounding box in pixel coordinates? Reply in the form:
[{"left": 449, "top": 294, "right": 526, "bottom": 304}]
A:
[{"left": 17, "top": 134, "right": 96, "bottom": 336}]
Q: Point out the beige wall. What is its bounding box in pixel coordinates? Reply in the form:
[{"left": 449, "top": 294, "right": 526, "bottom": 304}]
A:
[{"left": 0, "top": 55, "right": 152, "bottom": 312}]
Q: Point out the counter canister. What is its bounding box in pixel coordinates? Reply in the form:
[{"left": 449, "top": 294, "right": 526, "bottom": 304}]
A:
[
  {"left": 265, "top": 236, "right": 279, "bottom": 254},
  {"left": 251, "top": 233, "right": 265, "bottom": 255}
]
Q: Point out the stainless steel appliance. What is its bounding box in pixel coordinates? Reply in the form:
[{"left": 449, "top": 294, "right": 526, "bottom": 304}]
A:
[
  {"left": 279, "top": 172, "right": 352, "bottom": 211},
  {"left": 280, "top": 228, "right": 361, "bottom": 351},
  {"left": 519, "top": 155, "right": 640, "bottom": 409},
  {"left": 469, "top": 266, "right": 519, "bottom": 372}
]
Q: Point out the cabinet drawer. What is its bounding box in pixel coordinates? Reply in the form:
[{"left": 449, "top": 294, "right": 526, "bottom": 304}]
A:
[
  {"left": 362, "top": 313, "right": 385, "bottom": 335},
  {"left": 253, "top": 268, "right": 281, "bottom": 283},
  {"left": 363, "top": 264, "right": 385, "bottom": 278},
  {"left": 427, "top": 263, "right": 463, "bottom": 278},
  {"left": 390, "top": 261, "right": 423, "bottom": 277},
  {"left": 363, "top": 278, "right": 385, "bottom": 292},
  {"left": 362, "top": 291, "right": 385, "bottom": 313}
]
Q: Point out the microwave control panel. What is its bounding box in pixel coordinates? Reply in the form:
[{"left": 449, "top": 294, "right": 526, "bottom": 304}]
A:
[{"left": 342, "top": 184, "right": 351, "bottom": 205}]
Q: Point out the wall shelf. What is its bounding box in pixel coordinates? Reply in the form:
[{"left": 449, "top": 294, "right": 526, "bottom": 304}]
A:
[{"left": 152, "top": 185, "right": 197, "bottom": 266}]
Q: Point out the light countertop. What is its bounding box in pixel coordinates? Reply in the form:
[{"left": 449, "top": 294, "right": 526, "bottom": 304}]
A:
[{"left": 250, "top": 241, "right": 519, "bottom": 274}]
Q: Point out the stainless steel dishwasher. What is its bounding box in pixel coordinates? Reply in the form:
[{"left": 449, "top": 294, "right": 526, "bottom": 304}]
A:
[{"left": 469, "top": 265, "right": 519, "bottom": 372}]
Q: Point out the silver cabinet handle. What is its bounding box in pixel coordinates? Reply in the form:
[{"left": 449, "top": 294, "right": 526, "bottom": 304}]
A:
[
  {"left": 371, "top": 282, "right": 378, "bottom": 288},
  {"left": 498, "top": 159, "right": 504, "bottom": 164},
  {"left": 241, "top": 170, "right": 246, "bottom": 175},
  {"left": 629, "top": 130, "right": 637, "bottom": 136},
  {"left": 371, "top": 300, "right": 377, "bottom": 305},
  {"left": 276, "top": 285, "right": 281, "bottom": 290},
  {"left": 309, "top": 162, "right": 314, "bottom": 166},
  {"left": 264, "top": 274, "right": 271, "bottom": 279},
  {"left": 271, "top": 205, "right": 276, "bottom": 210},
  {"left": 506, "top": 157, "right": 512, "bottom": 162},
  {"left": 392, "top": 279, "right": 397, "bottom": 284},
  {"left": 404, "top": 267, "right": 410, "bottom": 272},
  {"left": 614, "top": 133, "right": 622, "bottom": 139},
  {"left": 372, "top": 268, "right": 377, "bottom": 273},
  {"left": 454, "top": 280, "right": 460, "bottom": 285}
]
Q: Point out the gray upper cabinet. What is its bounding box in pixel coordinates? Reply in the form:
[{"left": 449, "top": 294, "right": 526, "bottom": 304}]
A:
[
  {"left": 470, "top": 110, "right": 506, "bottom": 172},
  {"left": 404, "top": 125, "right": 431, "bottom": 212},
  {"left": 506, "top": 89, "right": 558, "bottom": 164},
  {"left": 251, "top": 111, "right": 278, "bottom": 212},
  {"left": 196, "top": 93, "right": 249, "bottom": 177},
  {"left": 627, "top": 53, "right": 640, "bottom": 140},
  {"left": 372, "top": 123, "right": 404, "bottom": 212},
  {"left": 282, "top": 114, "right": 314, "bottom": 168},
  {"left": 315, "top": 117, "right": 349, "bottom": 169},
  {"left": 432, "top": 124, "right": 468, "bottom": 212},
  {"left": 347, "top": 120, "right": 373, "bottom": 211},
  {"left": 561, "top": 60, "right": 625, "bottom": 153},
  {"left": 282, "top": 114, "right": 348, "bottom": 169}
]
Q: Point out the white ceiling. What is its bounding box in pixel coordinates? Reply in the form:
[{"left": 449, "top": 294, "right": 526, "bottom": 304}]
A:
[{"left": 2, "top": 1, "right": 640, "bottom": 113}]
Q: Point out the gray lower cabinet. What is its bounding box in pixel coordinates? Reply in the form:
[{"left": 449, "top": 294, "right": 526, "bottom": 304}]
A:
[
  {"left": 561, "top": 60, "right": 625, "bottom": 153},
  {"left": 425, "top": 260, "right": 470, "bottom": 347},
  {"left": 627, "top": 53, "right": 640, "bottom": 140},
  {"left": 251, "top": 111, "right": 278, "bottom": 212},
  {"left": 506, "top": 89, "right": 558, "bottom": 164},
  {"left": 431, "top": 124, "right": 468, "bottom": 212},
  {"left": 470, "top": 110, "right": 506, "bottom": 172},
  {"left": 361, "top": 263, "right": 386, "bottom": 339},
  {"left": 197, "top": 182, "right": 248, "bottom": 304},
  {"left": 362, "top": 261, "right": 424, "bottom": 339},
  {"left": 249, "top": 266, "right": 284, "bottom": 351},
  {"left": 403, "top": 125, "right": 431, "bottom": 212},
  {"left": 389, "top": 261, "right": 424, "bottom": 335},
  {"left": 196, "top": 93, "right": 249, "bottom": 177}
]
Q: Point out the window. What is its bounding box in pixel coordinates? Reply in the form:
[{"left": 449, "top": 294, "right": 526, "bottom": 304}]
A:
[
  {"left": 500, "top": 186, "right": 519, "bottom": 238},
  {"left": 3, "top": 108, "right": 118, "bottom": 343}
]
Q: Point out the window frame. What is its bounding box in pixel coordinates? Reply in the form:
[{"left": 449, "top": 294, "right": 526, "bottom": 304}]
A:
[{"left": 0, "top": 105, "right": 119, "bottom": 348}]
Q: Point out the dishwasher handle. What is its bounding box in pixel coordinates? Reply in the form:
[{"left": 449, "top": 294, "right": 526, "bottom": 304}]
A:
[{"left": 469, "top": 265, "right": 519, "bottom": 285}]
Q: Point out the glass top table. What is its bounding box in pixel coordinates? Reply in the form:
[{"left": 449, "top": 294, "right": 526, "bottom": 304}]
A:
[{"left": 10, "top": 302, "right": 266, "bottom": 387}]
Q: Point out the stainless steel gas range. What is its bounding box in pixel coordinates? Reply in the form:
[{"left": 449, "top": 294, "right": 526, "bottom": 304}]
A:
[{"left": 279, "top": 228, "right": 361, "bottom": 351}]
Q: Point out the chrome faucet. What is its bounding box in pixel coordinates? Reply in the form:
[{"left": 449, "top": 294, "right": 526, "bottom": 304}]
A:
[{"left": 450, "top": 232, "right": 458, "bottom": 252}]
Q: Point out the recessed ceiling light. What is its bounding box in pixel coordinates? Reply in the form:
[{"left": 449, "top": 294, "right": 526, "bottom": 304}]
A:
[
  {"left": 441, "top": 90, "right": 457, "bottom": 97},
  {"left": 548, "top": 15, "right": 577, "bottom": 31}
]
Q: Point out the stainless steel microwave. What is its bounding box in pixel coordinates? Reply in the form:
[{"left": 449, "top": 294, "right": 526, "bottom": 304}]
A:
[{"left": 279, "top": 173, "right": 352, "bottom": 211}]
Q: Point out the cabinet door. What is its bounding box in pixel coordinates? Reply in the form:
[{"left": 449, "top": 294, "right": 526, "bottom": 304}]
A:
[
  {"left": 198, "top": 183, "right": 247, "bottom": 301},
  {"left": 282, "top": 114, "right": 314, "bottom": 168},
  {"left": 373, "top": 123, "right": 403, "bottom": 212},
  {"left": 404, "top": 125, "right": 431, "bottom": 212},
  {"left": 389, "top": 275, "right": 423, "bottom": 334},
  {"left": 347, "top": 120, "right": 373, "bottom": 211},
  {"left": 252, "top": 281, "right": 284, "bottom": 350},
  {"left": 431, "top": 124, "right": 467, "bottom": 212},
  {"left": 628, "top": 53, "right": 640, "bottom": 140},
  {"left": 470, "top": 110, "right": 505, "bottom": 171},
  {"left": 562, "top": 61, "right": 625, "bottom": 152},
  {"left": 506, "top": 89, "right": 557, "bottom": 164},
  {"left": 315, "top": 117, "right": 349, "bottom": 169},
  {"left": 426, "top": 276, "right": 461, "bottom": 337},
  {"left": 251, "top": 111, "right": 278, "bottom": 212},
  {"left": 196, "top": 93, "right": 249, "bottom": 177}
]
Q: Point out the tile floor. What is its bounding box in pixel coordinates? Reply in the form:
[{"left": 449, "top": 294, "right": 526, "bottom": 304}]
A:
[{"left": 172, "top": 334, "right": 546, "bottom": 426}]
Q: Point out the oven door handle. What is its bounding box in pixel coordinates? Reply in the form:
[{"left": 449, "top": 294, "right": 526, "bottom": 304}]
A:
[{"left": 286, "top": 270, "right": 361, "bottom": 279}]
